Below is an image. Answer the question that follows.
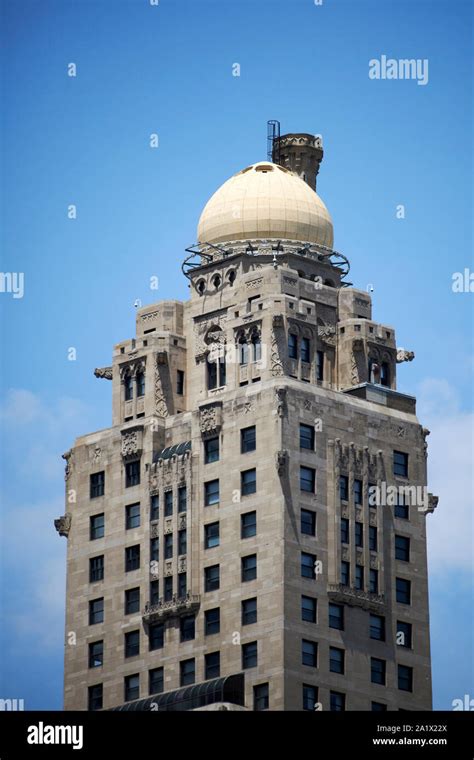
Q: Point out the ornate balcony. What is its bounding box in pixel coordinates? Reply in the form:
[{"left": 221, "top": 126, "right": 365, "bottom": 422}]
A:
[
  {"left": 142, "top": 592, "right": 201, "bottom": 623},
  {"left": 327, "top": 583, "right": 385, "bottom": 612}
]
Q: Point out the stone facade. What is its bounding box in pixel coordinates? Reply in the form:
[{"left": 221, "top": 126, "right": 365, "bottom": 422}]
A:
[{"left": 57, "top": 138, "right": 437, "bottom": 712}]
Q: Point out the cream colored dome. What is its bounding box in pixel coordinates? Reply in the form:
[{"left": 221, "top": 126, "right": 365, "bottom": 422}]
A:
[{"left": 197, "top": 161, "right": 333, "bottom": 248}]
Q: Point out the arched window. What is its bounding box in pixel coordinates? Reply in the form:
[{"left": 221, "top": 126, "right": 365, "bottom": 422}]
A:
[
  {"left": 207, "top": 351, "right": 226, "bottom": 389},
  {"left": 227, "top": 270, "right": 236, "bottom": 286},
  {"left": 369, "top": 360, "right": 380, "bottom": 384},
  {"left": 136, "top": 371, "right": 145, "bottom": 397},
  {"left": 124, "top": 374, "right": 133, "bottom": 401},
  {"left": 251, "top": 332, "right": 261, "bottom": 362},
  {"left": 380, "top": 362, "right": 390, "bottom": 387},
  {"left": 239, "top": 335, "right": 249, "bottom": 366},
  {"left": 212, "top": 274, "right": 221, "bottom": 289},
  {"left": 288, "top": 333, "right": 298, "bottom": 360}
]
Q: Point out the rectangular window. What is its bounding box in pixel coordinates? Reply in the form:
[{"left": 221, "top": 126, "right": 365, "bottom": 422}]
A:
[
  {"left": 302, "top": 639, "right": 318, "bottom": 667},
  {"left": 329, "top": 603, "right": 344, "bottom": 630},
  {"left": 316, "top": 350, "right": 324, "bottom": 381},
  {"left": 150, "top": 580, "right": 159, "bottom": 605},
  {"left": 204, "top": 564, "right": 220, "bottom": 592},
  {"left": 205, "top": 651, "right": 220, "bottom": 680},
  {"left": 149, "top": 667, "right": 164, "bottom": 695},
  {"left": 368, "top": 482, "right": 377, "bottom": 509},
  {"left": 204, "top": 437, "right": 219, "bottom": 463},
  {"left": 241, "top": 554, "right": 257, "bottom": 582},
  {"left": 88, "top": 641, "right": 103, "bottom": 668},
  {"left": 370, "top": 614, "right": 386, "bottom": 641},
  {"left": 89, "top": 598, "right": 104, "bottom": 625},
  {"left": 397, "top": 621, "right": 412, "bottom": 648},
  {"left": 205, "top": 607, "right": 220, "bottom": 635},
  {"left": 303, "top": 684, "right": 318, "bottom": 711},
  {"left": 178, "top": 529, "right": 187, "bottom": 555},
  {"left": 253, "top": 683, "right": 269, "bottom": 711},
  {"left": 177, "top": 370, "right": 185, "bottom": 395},
  {"left": 371, "top": 657, "right": 386, "bottom": 685},
  {"left": 204, "top": 521, "right": 220, "bottom": 549},
  {"left": 395, "top": 494, "right": 409, "bottom": 519},
  {"left": 125, "top": 545, "right": 140, "bottom": 572},
  {"left": 398, "top": 664, "right": 413, "bottom": 692},
  {"left": 149, "top": 623, "right": 164, "bottom": 651},
  {"left": 341, "top": 518, "right": 349, "bottom": 544},
  {"left": 242, "top": 597, "right": 257, "bottom": 626},
  {"left": 301, "top": 552, "right": 316, "bottom": 579},
  {"left": 330, "top": 691, "right": 345, "bottom": 711},
  {"left": 288, "top": 333, "right": 298, "bottom": 359},
  {"left": 204, "top": 479, "right": 219, "bottom": 506},
  {"left": 300, "top": 466, "right": 315, "bottom": 493},
  {"left": 301, "top": 337, "right": 310, "bottom": 363},
  {"left": 393, "top": 450, "right": 409, "bottom": 477},
  {"left": 90, "top": 513, "right": 104, "bottom": 540},
  {"left": 178, "top": 485, "right": 187, "bottom": 513},
  {"left": 164, "top": 576, "right": 173, "bottom": 601},
  {"left": 241, "top": 468, "right": 257, "bottom": 496},
  {"left": 150, "top": 494, "right": 159, "bottom": 521},
  {"left": 180, "top": 659, "right": 195, "bottom": 686},
  {"left": 329, "top": 647, "right": 345, "bottom": 675},
  {"left": 355, "top": 564, "right": 364, "bottom": 591},
  {"left": 395, "top": 535, "right": 410, "bottom": 561},
  {"left": 354, "top": 479, "right": 363, "bottom": 505},
  {"left": 178, "top": 573, "right": 187, "bottom": 598},
  {"left": 88, "top": 684, "right": 103, "bottom": 711},
  {"left": 369, "top": 568, "right": 379, "bottom": 594},
  {"left": 341, "top": 561, "right": 350, "bottom": 586},
  {"left": 396, "top": 577, "right": 411, "bottom": 605},
  {"left": 301, "top": 595, "right": 317, "bottom": 623},
  {"left": 125, "top": 587, "right": 140, "bottom": 615},
  {"left": 301, "top": 509, "right": 316, "bottom": 536},
  {"left": 125, "top": 460, "right": 140, "bottom": 488},
  {"left": 125, "top": 630, "right": 140, "bottom": 658},
  {"left": 150, "top": 537, "right": 159, "bottom": 562},
  {"left": 90, "top": 471, "right": 105, "bottom": 499},
  {"left": 241, "top": 511, "right": 257, "bottom": 539},
  {"left": 164, "top": 490, "right": 173, "bottom": 516},
  {"left": 89, "top": 555, "right": 104, "bottom": 583},
  {"left": 372, "top": 702, "right": 388, "bottom": 711},
  {"left": 355, "top": 522, "right": 363, "bottom": 547},
  {"left": 180, "top": 615, "right": 195, "bottom": 642},
  {"left": 242, "top": 641, "right": 258, "bottom": 669},
  {"left": 339, "top": 475, "right": 349, "bottom": 501},
  {"left": 164, "top": 534, "right": 173, "bottom": 560},
  {"left": 125, "top": 503, "right": 140, "bottom": 530},
  {"left": 137, "top": 373, "right": 145, "bottom": 397},
  {"left": 241, "top": 426, "right": 256, "bottom": 453},
  {"left": 124, "top": 674, "right": 139, "bottom": 703},
  {"left": 369, "top": 526, "right": 378, "bottom": 552},
  {"left": 300, "top": 424, "right": 314, "bottom": 450}
]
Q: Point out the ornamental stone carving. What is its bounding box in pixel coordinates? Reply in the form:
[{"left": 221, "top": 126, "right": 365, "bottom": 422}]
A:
[
  {"left": 275, "top": 449, "right": 288, "bottom": 475},
  {"left": 270, "top": 314, "right": 284, "bottom": 377},
  {"left": 62, "top": 449, "right": 74, "bottom": 481},
  {"left": 121, "top": 427, "right": 143, "bottom": 459},
  {"left": 396, "top": 349, "right": 415, "bottom": 363},
  {"left": 317, "top": 325, "right": 336, "bottom": 348},
  {"left": 155, "top": 354, "right": 169, "bottom": 418},
  {"left": 54, "top": 513, "right": 72, "bottom": 538},
  {"left": 351, "top": 338, "right": 365, "bottom": 385},
  {"left": 94, "top": 366, "right": 113, "bottom": 380},
  {"left": 199, "top": 402, "right": 222, "bottom": 436},
  {"left": 275, "top": 387, "right": 287, "bottom": 418}
]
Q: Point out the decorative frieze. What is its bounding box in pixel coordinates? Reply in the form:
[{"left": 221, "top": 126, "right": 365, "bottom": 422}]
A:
[
  {"left": 327, "top": 583, "right": 385, "bottom": 612},
  {"left": 121, "top": 427, "right": 143, "bottom": 459},
  {"left": 199, "top": 402, "right": 222, "bottom": 436}
]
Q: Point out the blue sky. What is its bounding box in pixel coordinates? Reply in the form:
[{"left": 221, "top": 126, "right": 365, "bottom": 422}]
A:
[{"left": 0, "top": 0, "right": 472, "bottom": 710}]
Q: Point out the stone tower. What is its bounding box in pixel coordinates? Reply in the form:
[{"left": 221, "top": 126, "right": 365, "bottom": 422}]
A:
[{"left": 56, "top": 139, "right": 437, "bottom": 712}]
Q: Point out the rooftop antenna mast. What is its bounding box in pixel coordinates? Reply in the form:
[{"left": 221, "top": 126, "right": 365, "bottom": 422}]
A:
[{"left": 267, "top": 120, "right": 280, "bottom": 164}]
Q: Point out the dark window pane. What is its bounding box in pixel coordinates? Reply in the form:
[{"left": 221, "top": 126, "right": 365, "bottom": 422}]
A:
[
  {"left": 176, "top": 370, "right": 185, "bottom": 395},
  {"left": 125, "top": 630, "right": 140, "bottom": 658},
  {"left": 178, "top": 486, "right": 187, "bottom": 513},
  {"left": 136, "top": 372, "right": 145, "bottom": 397},
  {"left": 371, "top": 658, "right": 386, "bottom": 685},
  {"left": 330, "top": 691, "right": 345, "bottom": 711},
  {"left": 341, "top": 561, "right": 350, "bottom": 586},
  {"left": 396, "top": 577, "right": 411, "bottom": 605},
  {"left": 369, "top": 569, "right": 378, "bottom": 594},
  {"left": 398, "top": 665, "right": 413, "bottom": 692},
  {"left": 301, "top": 337, "right": 310, "bottom": 363},
  {"left": 301, "top": 509, "right": 316, "bottom": 536},
  {"left": 88, "top": 684, "right": 103, "bottom": 711},
  {"left": 300, "top": 466, "right": 315, "bottom": 493},
  {"left": 204, "top": 564, "right": 220, "bottom": 592},
  {"left": 395, "top": 535, "right": 410, "bottom": 561},
  {"left": 339, "top": 475, "right": 348, "bottom": 501},
  {"left": 204, "top": 437, "right": 219, "bottom": 463},
  {"left": 241, "top": 511, "right": 257, "bottom": 539},
  {"left": 341, "top": 518, "right": 349, "bottom": 544},
  {"left": 205, "top": 651, "right": 220, "bottom": 680},
  {"left": 180, "top": 615, "right": 195, "bottom": 642},
  {"left": 178, "top": 573, "right": 187, "bottom": 598},
  {"left": 164, "top": 576, "right": 173, "bottom": 601},
  {"left": 303, "top": 684, "right": 318, "bottom": 711},
  {"left": 395, "top": 493, "right": 409, "bottom": 519},
  {"left": 204, "top": 521, "right": 220, "bottom": 549},
  {"left": 125, "top": 461, "right": 140, "bottom": 488},
  {"left": 124, "top": 674, "right": 139, "bottom": 702},
  {"left": 90, "top": 513, "right": 104, "bottom": 540},
  {"left": 205, "top": 607, "right": 220, "bottom": 635},
  {"left": 242, "top": 641, "right": 258, "bottom": 669},
  {"left": 242, "top": 597, "right": 257, "bottom": 625},
  {"left": 150, "top": 580, "right": 159, "bottom": 605},
  {"left": 178, "top": 529, "right": 187, "bottom": 555},
  {"left": 372, "top": 701, "right": 388, "bottom": 711},
  {"left": 149, "top": 623, "right": 164, "bottom": 651},
  {"left": 241, "top": 469, "right": 257, "bottom": 496},
  {"left": 355, "top": 522, "right": 363, "bottom": 547},
  {"left": 329, "top": 603, "right": 344, "bottom": 630},
  {"left": 205, "top": 479, "right": 219, "bottom": 506},
  {"left": 125, "top": 545, "right": 140, "bottom": 572},
  {"left": 394, "top": 450, "right": 408, "bottom": 477},
  {"left": 89, "top": 555, "right": 104, "bottom": 583},
  {"left": 149, "top": 667, "right": 163, "bottom": 695},
  {"left": 241, "top": 555, "right": 257, "bottom": 582},
  {"left": 241, "top": 426, "right": 256, "bottom": 453},
  {"left": 370, "top": 614, "right": 386, "bottom": 641},
  {"left": 125, "top": 503, "right": 140, "bottom": 529},
  {"left": 180, "top": 658, "right": 195, "bottom": 686},
  {"left": 369, "top": 526, "right": 378, "bottom": 552},
  {"left": 125, "top": 587, "right": 140, "bottom": 615},
  {"left": 88, "top": 641, "right": 103, "bottom": 668},
  {"left": 164, "top": 534, "right": 173, "bottom": 560},
  {"left": 355, "top": 564, "right": 364, "bottom": 590},
  {"left": 89, "top": 598, "right": 104, "bottom": 625},
  {"left": 164, "top": 490, "right": 173, "bottom": 516},
  {"left": 316, "top": 351, "right": 324, "bottom": 381},
  {"left": 301, "top": 552, "right": 316, "bottom": 579},
  {"left": 302, "top": 639, "right": 317, "bottom": 667},
  {"left": 397, "top": 621, "right": 412, "bottom": 648},
  {"left": 150, "top": 494, "right": 159, "bottom": 521},
  {"left": 150, "top": 537, "right": 159, "bottom": 562},
  {"left": 288, "top": 333, "right": 298, "bottom": 359},
  {"left": 300, "top": 424, "right": 314, "bottom": 450},
  {"left": 253, "top": 683, "right": 269, "bottom": 711},
  {"left": 301, "top": 595, "right": 317, "bottom": 623},
  {"left": 329, "top": 647, "right": 345, "bottom": 674},
  {"left": 90, "top": 471, "right": 105, "bottom": 499},
  {"left": 354, "top": 479, "right": 363, "bottom": 505}
]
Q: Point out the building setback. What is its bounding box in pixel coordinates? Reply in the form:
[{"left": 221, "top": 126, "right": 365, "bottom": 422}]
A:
[{"left": 55, "top": 132, "right": 438, "bottom": 711}]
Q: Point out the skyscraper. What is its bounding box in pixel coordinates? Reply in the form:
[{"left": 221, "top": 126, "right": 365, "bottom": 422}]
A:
[{"left": 55, "top": 132, "right": 437, "bottom": 711}]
